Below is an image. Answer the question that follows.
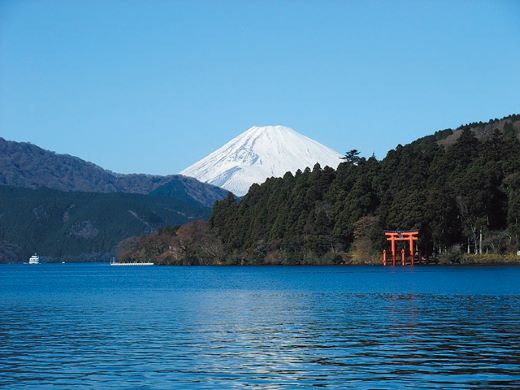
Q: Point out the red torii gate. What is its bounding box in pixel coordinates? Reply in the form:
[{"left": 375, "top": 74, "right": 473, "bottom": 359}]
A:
[{"left": 383, "top": 231, "right": 418, "bottom": 266}]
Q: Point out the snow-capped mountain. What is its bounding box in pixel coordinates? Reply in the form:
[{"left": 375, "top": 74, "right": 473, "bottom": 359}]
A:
[{"left": 181, "top": 125, "right": 343, "bottom": 196}]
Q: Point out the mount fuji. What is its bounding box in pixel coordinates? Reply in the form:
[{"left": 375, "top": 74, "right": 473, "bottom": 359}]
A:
[{"left": 181, "top": 125, "right": 343, "bottom": 196}]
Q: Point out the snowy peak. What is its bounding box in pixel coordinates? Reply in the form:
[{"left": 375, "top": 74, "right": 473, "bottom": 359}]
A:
[{"left": 181, "top": 125, "right": 342, "bottom": 196}]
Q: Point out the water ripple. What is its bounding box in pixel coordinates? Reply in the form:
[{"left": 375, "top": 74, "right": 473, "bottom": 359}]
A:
[{"left": 1, "top": 265, "right": 519, "bottom": 388}]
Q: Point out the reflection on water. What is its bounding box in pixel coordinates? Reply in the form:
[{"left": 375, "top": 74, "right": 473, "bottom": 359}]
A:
[{"left": 1, "top": 265, "right": 519, "bottom": 388}]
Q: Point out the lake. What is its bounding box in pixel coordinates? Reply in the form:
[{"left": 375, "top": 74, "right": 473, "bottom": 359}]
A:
[{"left": 1, "top": 264, "right": 519, "bottom": 388}]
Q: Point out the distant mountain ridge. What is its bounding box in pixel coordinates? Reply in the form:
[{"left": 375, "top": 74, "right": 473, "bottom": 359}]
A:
[
  {"left": 0, "top": 137, "right": 228, "bottom": 207},
  {"left": 181, "top": 125, "right": 343, "bottom": 196}
]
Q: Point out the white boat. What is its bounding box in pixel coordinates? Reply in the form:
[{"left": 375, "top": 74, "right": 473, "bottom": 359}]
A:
[{"left": 28, "top": 253, "right": 40, "bottom": 264}]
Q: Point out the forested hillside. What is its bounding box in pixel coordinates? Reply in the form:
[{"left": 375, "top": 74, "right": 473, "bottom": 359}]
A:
[
  {"left": 0, "top": 186, "right": 210, "bottom": 262},
  {"left": 120, "top": 115, "right": 520, "bottom": 265},
  {"left": 0, "top": 137, "right": 229, "bottom": 262},
  {"left": 208, "top": 114, "right": 520, "bottom": 263}
]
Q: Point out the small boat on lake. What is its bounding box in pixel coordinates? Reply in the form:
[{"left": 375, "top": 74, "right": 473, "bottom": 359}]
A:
[{"left": 28, "top": 253, "right": 40, "bottom": 264}]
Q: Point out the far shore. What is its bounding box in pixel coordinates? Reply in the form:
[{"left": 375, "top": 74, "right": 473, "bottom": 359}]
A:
[
  {"left": 4, "top": 253, "right": 520, "bottom": 266},
  {"left": 117, "top": 253, "right": 520, "bottom": 266}
]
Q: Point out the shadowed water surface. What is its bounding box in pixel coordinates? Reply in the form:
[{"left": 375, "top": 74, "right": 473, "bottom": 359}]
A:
[{"left": 1, "top": 265, "right": 519, "bottom": 388}]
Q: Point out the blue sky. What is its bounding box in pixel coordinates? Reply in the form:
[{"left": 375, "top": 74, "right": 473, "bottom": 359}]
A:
[{"left": 1, "top": 0, "right": 519, "bottom": 175}]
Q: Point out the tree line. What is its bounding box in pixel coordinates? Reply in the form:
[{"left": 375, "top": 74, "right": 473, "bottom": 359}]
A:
[{"left": 120, "top": 115, "right": 520, "bottom": 264}]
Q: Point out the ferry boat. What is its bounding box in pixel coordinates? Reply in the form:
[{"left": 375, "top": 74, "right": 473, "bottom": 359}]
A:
[{"left": 28, "top": 253, "right": 40, "bottom": 264}]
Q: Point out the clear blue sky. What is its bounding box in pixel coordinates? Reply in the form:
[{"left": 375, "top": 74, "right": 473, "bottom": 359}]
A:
[{"left": 1, "top": 0, "right": 519, "bottom": 175}]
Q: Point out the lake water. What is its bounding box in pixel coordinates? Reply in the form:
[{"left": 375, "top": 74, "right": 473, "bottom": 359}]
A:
[{"left": 1, "top": 264, "right": 519, "bottom": 389}]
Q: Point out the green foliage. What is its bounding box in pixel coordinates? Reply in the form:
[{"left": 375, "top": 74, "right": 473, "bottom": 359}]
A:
[
  {"left": 341, "top": 149, "right": 363, "bottom": 165},
  {"left": 209, "top": 115, "right": 520, "bottom": 262}
]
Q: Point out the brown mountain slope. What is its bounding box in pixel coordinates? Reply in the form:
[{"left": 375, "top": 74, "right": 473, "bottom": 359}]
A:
[
  {"left": 0, "top": 137, "right": 229, "bottom": 207},
  {"left": 438, "top": 114, "right": 520, "bottom": 147}
]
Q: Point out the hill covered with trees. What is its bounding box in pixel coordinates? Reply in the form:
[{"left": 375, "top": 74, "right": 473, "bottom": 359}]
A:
[
  {"left": 0, "top": 186, "right": 211, "bottom": 262},
  {"left": 120, "top": 114, "right": 520, "bottom": 265}
]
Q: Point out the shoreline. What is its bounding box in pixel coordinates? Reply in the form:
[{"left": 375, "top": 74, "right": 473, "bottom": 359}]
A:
[{"left": 3, "top": 254, "right": 520, "bottom": 266}]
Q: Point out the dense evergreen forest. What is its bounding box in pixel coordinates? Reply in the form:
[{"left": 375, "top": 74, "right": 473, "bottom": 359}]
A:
[{"left": 120, "top": 115, "right": 520, "bottom": 265}]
